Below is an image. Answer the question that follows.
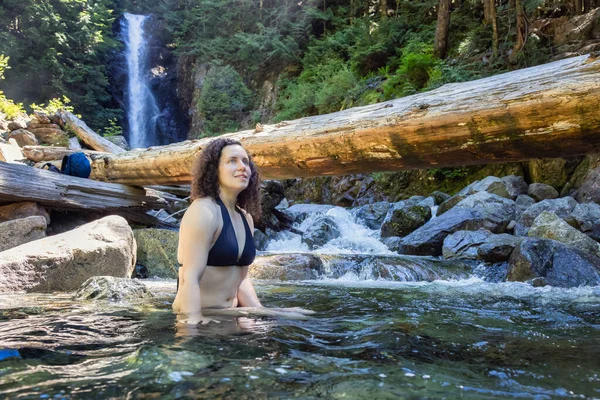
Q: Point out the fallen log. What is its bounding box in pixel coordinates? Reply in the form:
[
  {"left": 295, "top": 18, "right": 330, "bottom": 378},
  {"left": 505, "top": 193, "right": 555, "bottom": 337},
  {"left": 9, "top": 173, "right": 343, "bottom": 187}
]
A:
[
  {"left": 88, "top": 54, "right": 600, "bottom": 185},
  {"left": 22, "top": 145, "right": 111, "bottom": 163},
  {"left": 0, "top": 162, "right": 170, "bottom": 212},
  {"left": 57, "top": 111, "right": 126, "bottom": 154}
]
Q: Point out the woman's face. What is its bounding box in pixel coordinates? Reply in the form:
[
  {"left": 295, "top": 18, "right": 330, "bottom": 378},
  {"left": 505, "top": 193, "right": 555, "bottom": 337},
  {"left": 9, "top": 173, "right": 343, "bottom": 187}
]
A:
[{"left": 218, "top": 144, "right": 251, "bottom": 193}]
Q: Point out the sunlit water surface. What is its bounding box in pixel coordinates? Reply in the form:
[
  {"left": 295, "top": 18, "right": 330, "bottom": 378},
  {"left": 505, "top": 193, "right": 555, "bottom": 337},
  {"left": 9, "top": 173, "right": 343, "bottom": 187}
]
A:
[{"left": 1, "top": 279, "right": 599, "bottom": 399}]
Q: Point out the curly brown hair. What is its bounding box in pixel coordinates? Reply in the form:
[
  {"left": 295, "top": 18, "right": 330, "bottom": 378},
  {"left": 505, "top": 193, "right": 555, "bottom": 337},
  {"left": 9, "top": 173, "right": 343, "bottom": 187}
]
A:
[{"left": 190, "top": 138, "right": 261, "bottom": 222}]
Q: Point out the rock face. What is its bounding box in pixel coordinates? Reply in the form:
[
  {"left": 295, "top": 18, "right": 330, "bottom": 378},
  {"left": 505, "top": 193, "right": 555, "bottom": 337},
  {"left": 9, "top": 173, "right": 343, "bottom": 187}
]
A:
[
  {"left": 0, "top": 216, "right": 136, "bottom": 293},
  {"left": 507, "top": 238, "right": 600, "bottom": 287},
  {"left": 442, "top": 229, "right": 492, "bottom": 259},
  {"left": 0, "top": 216, "right": 47, "bottom": 252},
  {"left": 381, "top": 204, "right": 431, "bottom": 237},
  {"left": 73, "top": 276, "right": 153, "bottom": 302},
  {"left": 0, "top": 202, "right": 50, "bottom": 224},
  {"left": 302, "top": 216, "right": 341, "bottom": 249},
  {"left": 133, "top": 228, "right": 179, "bottom": 279},
  {"left": 249, "top": 254, "right": 324, "bottom": 280},
  {"left": 528, "top": 211, "right": 600, "bottom": 257}
]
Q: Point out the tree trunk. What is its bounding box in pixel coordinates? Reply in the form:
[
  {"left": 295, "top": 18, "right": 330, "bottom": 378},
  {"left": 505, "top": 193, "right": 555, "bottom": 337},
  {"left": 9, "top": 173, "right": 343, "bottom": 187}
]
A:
[
  {"left": 22, "top": 146, "right": 110, "bottom": 163},
  {"left": 573, "top": 0, "right": 583, "bottom": 14},
  {"left": 511, "top": 0, "right": 526, "bottom": 62},
  {"left": 489, "top": 0, "right": 499, "bottom": 58},
  {"left": 434, "top": 0, "right": 452, "bottom": 59},
  {"left": 57, "top": 111, "right": 126, "bottom": 154},
  {"left": 379, "top": 0, "right": 387, "bottom": 17},
  {"left": 86, "top": 54, "right": 600, "bottom": 185}
]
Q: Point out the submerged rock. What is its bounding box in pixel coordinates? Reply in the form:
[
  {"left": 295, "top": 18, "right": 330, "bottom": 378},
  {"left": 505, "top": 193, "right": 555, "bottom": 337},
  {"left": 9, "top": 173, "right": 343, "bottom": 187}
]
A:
[
  {"left": 381, "top": 204, "right": 431, "bottom": 237},
  {"left": 134, "top": 228, "right": 179, "bottom": 279},
  {"left": 74, "top": 276, "right": 153, "bottom": 301},
  {"left": 0, "top": 216, "right": 136, "bottom": 293},
  {"left": 0, "top": 216, "right": 46, "bottom": 252},
  {"left": 507, "top": 238, "right": 600, "bottom": 287},
  {"left": 528, "top": 211, "right": 600, "bottom": 257}
]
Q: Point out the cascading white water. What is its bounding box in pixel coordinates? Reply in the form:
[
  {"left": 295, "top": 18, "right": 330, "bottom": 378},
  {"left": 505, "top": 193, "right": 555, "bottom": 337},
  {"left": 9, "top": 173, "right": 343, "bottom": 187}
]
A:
[{"left": 123, "top": 13, "right": 161, "bottom": 149}]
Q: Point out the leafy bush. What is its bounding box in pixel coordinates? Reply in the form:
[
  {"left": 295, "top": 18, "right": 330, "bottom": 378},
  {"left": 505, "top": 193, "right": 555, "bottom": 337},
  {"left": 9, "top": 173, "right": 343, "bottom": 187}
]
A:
[
  {"left": 31, "top": 96, "right": 75, "bottom": 115},
  {"left": 103, "top": 118, "right": 123, "bottom": 137},
  {"left": 0, "top": 55, "right": 25, "bottom": 119}
]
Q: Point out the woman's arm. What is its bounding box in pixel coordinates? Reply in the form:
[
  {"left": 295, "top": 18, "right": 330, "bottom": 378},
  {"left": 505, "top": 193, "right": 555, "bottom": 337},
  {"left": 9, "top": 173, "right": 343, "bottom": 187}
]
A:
[
  {"left": 174, "top": 199, "right": 219, "bottom": 324},
  {"left": 237, "top": 275, "right": 262, "bottom": 307}
]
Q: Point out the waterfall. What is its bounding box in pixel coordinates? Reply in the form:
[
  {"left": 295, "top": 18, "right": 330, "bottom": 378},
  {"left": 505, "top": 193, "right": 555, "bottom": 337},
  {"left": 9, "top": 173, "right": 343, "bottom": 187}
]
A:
[{"left": 123, "top": 13, "right": 161, "bottom": 149}]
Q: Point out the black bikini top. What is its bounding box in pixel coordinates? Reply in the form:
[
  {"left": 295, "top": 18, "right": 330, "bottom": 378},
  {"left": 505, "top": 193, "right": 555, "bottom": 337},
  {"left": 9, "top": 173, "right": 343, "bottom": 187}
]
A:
[{"left": 207, "top": 197, "right": 256, "bottom": 267}]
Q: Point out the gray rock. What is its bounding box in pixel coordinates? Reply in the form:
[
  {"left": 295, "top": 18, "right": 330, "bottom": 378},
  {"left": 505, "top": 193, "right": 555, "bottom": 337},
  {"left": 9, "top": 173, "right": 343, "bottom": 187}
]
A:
[
  {"left": 381, "top": 204, "right": 431, "bottom": 238},
  {"left": 68, "top": 137, "right": 82, "bottom": 149},
  {"left": 477, "top": 234, "right": 522, "bottom": 262},
  {"left": 515, "top": 194, "right": 536, "bottom": 209},
  {"left": 571, "top": 203, "right": 600, "bottom": 241},
  {"left": 442, "top": 229, "right": 492, "bottom": 259},
  {"left": 519, "top": 197, "right": 578, "bottom": 229},
  {"left": 381, "top": 236, "right": 403, "bottom": 253},
  {"left": 285, "top": 204, "right": 334, "bottom": 223},
  {"left": 353, "top": 201, "right": 391, "bottom": 229},
  {"left": 574, "top": 167, "right": 600, "bottom": 204},
  {"left": 133, "top": 228, "right": 179, "bottom": 278},
  {"left": 501, "top": 175, "right": 528, "bottom": 199},
  {"left": 430, "top": 191, "right": 451, "bottom": 205},
  {"left": 417, "top": 196, "right": 436, "bottom": 209},
  {"left": 7, "top": 115, "right": 29, "bottom": 130},
  {"left": 436, "top": 194, "right": 466, "bottom": 216},
  {"left": 464, "top": 176, "right": 511, "bottom": 199},
  {"left": 249, "top": 254, "right": 324, "bottom": 280},
  {"left": 0, "top": 216, "right": 136, "bottom": 293},
  {"left": 528, "top": 211, "right": 600, "bottom": 257},
  {"left": 8, "top": 129, "right": 39, "bottom": 147},
  {"left": 105, "top": 135, "right": 130, "bottom": 150},
  {"left": 455, "top": 191, "right": 516, "bottom": 230},
  {"left": 302, "top": 216, "right": 341, "bottom": 249},
  {"left": 74, "top": 276, "right": 153, "bottom": 301},
  {"left": 0, "top": 216, "right": 47, "bottom": 252},
  {"left": 527, "top": 183, "right": 559, "bottom": 201},
  {"left": 507, "top": 238, "right": 600, "bottom": 287},
  {"left": 254, "top": 229, "right": 269, "bottom": 251}
]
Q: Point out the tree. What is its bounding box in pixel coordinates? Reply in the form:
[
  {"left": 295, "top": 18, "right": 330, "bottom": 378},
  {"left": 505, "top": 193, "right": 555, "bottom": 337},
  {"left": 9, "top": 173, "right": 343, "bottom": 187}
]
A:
[{"left": 434, "top": 0, "right": 452, "bottom": 59}]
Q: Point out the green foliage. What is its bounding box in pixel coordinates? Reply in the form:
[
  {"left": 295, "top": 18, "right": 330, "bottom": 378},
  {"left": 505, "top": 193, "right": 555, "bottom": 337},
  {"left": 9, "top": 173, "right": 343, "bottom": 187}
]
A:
[
  {"left": 102, "top": 118, "right": 122, "bottom": 137},
  {"left": 31, "top": 96, "right": 75, "bottom": 115},
  {"left": 0, "top": 55, "right": 25, "bottom": 119},
  {"left": 197, "top": 64, "right": 252, "bottom": 137},
  {"left": 428, "top": 167, "right": 470, "bottom": 180}
]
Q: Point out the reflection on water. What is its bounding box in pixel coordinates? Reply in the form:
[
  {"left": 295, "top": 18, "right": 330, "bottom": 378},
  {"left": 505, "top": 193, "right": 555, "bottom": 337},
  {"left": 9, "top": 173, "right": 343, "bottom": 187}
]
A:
[{"left": 1, "top": 280, "right": 599, "bottom": 399}]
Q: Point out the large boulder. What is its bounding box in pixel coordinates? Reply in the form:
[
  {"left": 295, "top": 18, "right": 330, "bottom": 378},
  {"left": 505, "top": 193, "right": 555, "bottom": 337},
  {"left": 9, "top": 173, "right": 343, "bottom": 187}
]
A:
[
  {"left": 381, "top": 204, "right": 431, "bottom": 237},
  {"left": 399, "top": 192, "right": 515, "bottom": 256},
  {"left": 28, "top": 127, "right": 69, "bottom": 146},
  {"left": 249, "top": 254, "right": 324, "bottom": 280},
  {"left": 436, "top": 194, "right": 466, "bottom": 216},
  {"left": 0, "top": 202, "right": 50, "bottom": 224},
  {"left": 353, "top": 201, "right": 391, "bottom": 229},
  {"left": 515, "top": 194, "right": 536, "bottom": 210},
  {"left": 73, "top": 276, "right": 153, "bottom": 302},
  {"left": 301, "top": 215, "right": 341, "bottom": 249},
  {"left": 477, "top": 234, "right": 522, "bottom": 262},
  {"left": 0, "top": 216, "right": 136, "bottom": 293},
  {"left": 528, "top": 211, "right": 600, "bottom": 257},
  {"left": 574, "top": 167, "right": 600, "bottom": 204},
  {"left": 527, "top": 183, "right": 558, "bottom": 202},
  {"left": 442, "top": 229, "right": 492, "bottom": 259},
  {"left": 507, "top": 238, "right": 600, "bottom": 287},
  {"left": 0, "top": 216, "right": 47, "bottom": 252},
  {"left": 7, "top": 129, "right": 39, "bottom": 147},
  {"left": 463, "top": 176, "right": 511, "bottom": 199},
  {"left": 518, "top": 196, "right": 578, "bottom": 231},
  {"left": 525, "top": 158, "right": 569, "bottom": 189},
  {"left": 501, "top": 175, "right": 528, "bottom": 199},
  {"left": 105, "top": 135, "right": 130, "bottom": 151},
  {"left": 133, "top": 228, "right": 179, "bottom": 278},
  {"left": 571, "top": 202, "right": 600, "bottom": 241}
]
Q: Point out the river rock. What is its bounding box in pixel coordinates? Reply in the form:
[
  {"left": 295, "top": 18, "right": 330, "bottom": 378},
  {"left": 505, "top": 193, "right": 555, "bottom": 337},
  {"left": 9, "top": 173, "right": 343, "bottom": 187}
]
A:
[
  {"left": 254, "top": 229, "right": 269, "bottom": 251},
  {"left": 574, "top": 167, "right": 600, "bottom": 204},
  {"left": 0, "top": 215, "right": 136, "bottom": 293},
  {"left": 381, "top": 204, "right": 431, "bottom": 238},
  {"left": 0, "top": 216, "right": 47, "bottom": 252},
  {"left": 7, "top": 129, "right": 39, "bottom": 147},
  {"left": 0, "top": 202, "right": 50, "bottom": 224},
  {"left": 134, "top": 228, "right": 179, "bottom": 278},
  {"left": 381, "top": 236, "right": 403, "bottom": 253},
  {"left": 501, "top": 175, "right": 528, "bottom": 199},
  {"left": 525, "top": 158, "right": 569, "bottom": 189},
  {"left": 571, "top": 202, "right": 600, "bottom": 241},
  {"left": 430, "top": 190, "right": 451, "bottom": 205},
  {"left": 249, "top": 254, "right": 323, "bottom": 280},
  {"left": 285, "top": 204, "right": 334, "bottom": 223},
  {"left": 353, "top": 201, "right": 391, "bottom": 229},
  {"left": 477, "top": 234, "right": 522, "bottom": 262},
  {"left": 528, "top": 211, "right": 600, "bottom": 257},
  {"left": 515, "top": 194, "right": 536, "bottom": 209},
  {"left": 436, "top": 194, "right": 466, "bottom": 216},
  {"left": 28, "top": 127, "right": 69, "bottom": 146},
  {"left": 507, "top": 238, "right": 600, "bottom": 287},
  {"left": 73, "top": 276, "right": 153, "bottom": 302},
  {"left": 442, "top": 229, "right": 492, "bottom": 259},
  {"left": 463, "top": 176, "right": 511, "bottom": 199},
  {"left": 399, "top": 192, "right": 515, "bottom": 256},
  {"left": 527, "top": 183, "right": 558, "bottom": 201},
  {"left": 301, "top": 215, "right": 341, "bottom": 249},
  {"left": 518, "top": 197, "right": 578, "bottom": 232}
]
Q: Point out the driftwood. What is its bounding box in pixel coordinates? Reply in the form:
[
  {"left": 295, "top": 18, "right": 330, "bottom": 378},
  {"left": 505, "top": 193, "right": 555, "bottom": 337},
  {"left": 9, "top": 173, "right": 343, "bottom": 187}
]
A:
[
  {"left": 57, "top": 111, "right": 126, "bottom": 154},
  {"left": 86, "top": 54, "right": 600, "bottom": 185},
  {"left": 0, "top": 162, "right": 170, "bottom": 212},
  {"left": 22, "top": 145, "right": 111, "bottom": 163}
]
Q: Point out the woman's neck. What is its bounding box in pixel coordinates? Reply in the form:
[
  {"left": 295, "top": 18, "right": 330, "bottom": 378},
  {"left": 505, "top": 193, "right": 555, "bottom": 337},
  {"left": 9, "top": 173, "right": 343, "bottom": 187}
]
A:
[{"left": 218, "top": 189, "right": 239, "bottom": 212}]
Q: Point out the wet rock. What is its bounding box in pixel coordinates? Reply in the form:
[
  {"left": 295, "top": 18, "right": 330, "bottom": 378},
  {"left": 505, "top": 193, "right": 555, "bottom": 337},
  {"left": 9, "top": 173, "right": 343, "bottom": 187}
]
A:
[
  {"left": 259, "top": 180, "right": 290, "bottom": 231},
  {"left": 430, "top": 190, "right": 451, "bottom": 205},
  {"left": 436, "top": 194, "right": 466, "bottom": 216},
  {"left": 381, "top": 204, "right": 431, "bottom": 238},
  {"left": 73, "top": 276, "right": 153, "bottom": 301},
  {"left": 574, "top": 167, "right": 600, "bottom": 204},
  {"left": 7, "top": 129, "right": 39, "bottom": 147},
  {"left": 501, "top": 175, "right": 528, "bottom": 199},
  {"left": 381, "top": 236, "right": 403, "bottom": 253},
  {"left": 254, "top": 229, "right": 269, "bottom": 251},
  {"left": 507, "top": 238, "right": 600, "bottom": 287},
  {"left": 249, "top": 254, "right": 323, "bottom": 280},
  {"left": 0, "top": 216, "right": 136, "bottom": 293},
  {"left": 442, "top": 229, "right": 492, "bottom": 259},
  {"left": 353, "top": 201, "right": 391, "bottom": 229},
  {"left": 518, "top": 197, "right": 578, "bottom": 231},
  {"left": 527, "top": 183, "right": 558, "bottom": 201},
  {"left": 0, "top": 216, "right": 47, "bottom": 252},
  {"left": 399, "top": 192, "right": 515, "bottom": 256},
  {"left": 0, "top": 202, "right": 50, "bottom": 224},
  {"left": 285, "top": 204, "right": 334, "bottom": 224},
  {"left": 528, "top": 211, "right": 600, "bottom": 257},
  {"left": 515, "top": 194, "right": 536, "bottom": 209},
  {"left": 105, "top": 135, "right": 130, "bottom": 150},
  {"left": 477, "top": 234, "right": 522, "bottom": 262},
  {"left": 571, "top": 202, "right": 600, "bottom": 241},
  {"left": 28, "top": 127, "right": 69, "bottom": 146},
  {"left": 301, "top": 216, "right": 341, "bottom": 249},
  {"left": 133, "top": 228, "right": 179, "bottom": 279}
]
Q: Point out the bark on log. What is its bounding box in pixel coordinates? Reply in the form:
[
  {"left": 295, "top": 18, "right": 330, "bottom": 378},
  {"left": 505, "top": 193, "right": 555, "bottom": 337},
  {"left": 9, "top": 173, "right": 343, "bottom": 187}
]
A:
[
  {"left": 23, "top": 146, "right": 111, "bottom": 163},
  {"left": 0, "top": 162, "right": 170, "bottom": 212},
  {"left": 88, "top": 54, "right": 600, "bottom": 185},
  {"left": 57, "top": 111, "right": 126, "bottom": 154}
]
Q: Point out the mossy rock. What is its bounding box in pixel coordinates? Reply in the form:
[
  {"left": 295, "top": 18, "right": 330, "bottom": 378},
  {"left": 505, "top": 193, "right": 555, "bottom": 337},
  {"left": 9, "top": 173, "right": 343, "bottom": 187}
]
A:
[{"left": 133, "top": 228, "right": 179, "bottom": 278}]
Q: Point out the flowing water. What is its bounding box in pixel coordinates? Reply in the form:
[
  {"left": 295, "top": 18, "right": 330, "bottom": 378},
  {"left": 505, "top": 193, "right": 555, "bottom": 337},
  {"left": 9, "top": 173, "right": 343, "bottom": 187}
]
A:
[{"left": 1, "top": 204, "right": 599, "bottom": 398}]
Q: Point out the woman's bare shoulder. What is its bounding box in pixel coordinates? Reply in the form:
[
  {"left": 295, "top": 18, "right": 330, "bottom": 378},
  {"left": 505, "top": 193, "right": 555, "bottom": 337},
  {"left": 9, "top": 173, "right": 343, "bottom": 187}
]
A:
[{"left": 182, "top": 197, "right": 219, "bottom": 226}]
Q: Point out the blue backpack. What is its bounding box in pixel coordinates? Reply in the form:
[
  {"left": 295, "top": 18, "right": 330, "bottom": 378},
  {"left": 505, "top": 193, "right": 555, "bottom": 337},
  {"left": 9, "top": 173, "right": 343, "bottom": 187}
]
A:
[{"left": 61, "top": 152, "right": 91, "bottom": 178}]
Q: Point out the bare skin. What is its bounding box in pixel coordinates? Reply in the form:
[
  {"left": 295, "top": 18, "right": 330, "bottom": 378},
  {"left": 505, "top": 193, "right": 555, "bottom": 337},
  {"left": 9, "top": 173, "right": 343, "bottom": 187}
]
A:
[{"left": 172, "top": 145, "right": 313, "bottom": 326}]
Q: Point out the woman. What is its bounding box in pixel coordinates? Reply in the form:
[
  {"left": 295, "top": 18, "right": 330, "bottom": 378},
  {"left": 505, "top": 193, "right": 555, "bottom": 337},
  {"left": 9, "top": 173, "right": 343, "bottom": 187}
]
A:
[{"left": 173, "top": 138, "right": 310, "bottom": 325}]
